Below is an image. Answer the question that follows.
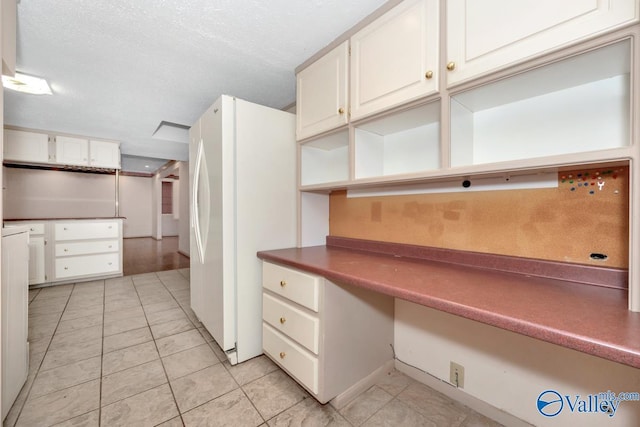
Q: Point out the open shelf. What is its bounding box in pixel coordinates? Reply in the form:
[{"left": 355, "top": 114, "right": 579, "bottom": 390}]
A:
[
  {"left": 300, "top": 129, "right": 349, "bottom": 186},
  {"left": 354, "top": 101, "right": 441, "bottom": 180},
  {"left": 450, "top": 39, "right": 631, "bottom": 167}
]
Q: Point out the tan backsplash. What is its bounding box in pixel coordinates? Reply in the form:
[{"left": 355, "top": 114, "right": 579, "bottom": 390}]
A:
[{"left": 330, "top": 166, "right": 629, "bottom": 268}]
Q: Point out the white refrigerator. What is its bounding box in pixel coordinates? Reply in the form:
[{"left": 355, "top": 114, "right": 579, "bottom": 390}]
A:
[{"left": 189, "top": 95, "right": 296, "bottom": 364}]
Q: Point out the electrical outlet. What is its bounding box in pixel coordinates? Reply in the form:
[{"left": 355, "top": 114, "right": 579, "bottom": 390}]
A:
[{"left": 450, "top": 362, "right": 465, "bottom": 388}]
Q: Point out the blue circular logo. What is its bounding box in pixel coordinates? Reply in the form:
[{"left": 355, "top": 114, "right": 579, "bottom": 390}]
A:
[{"left": 537, "top": 390, "right": 564, "bottom": 417}]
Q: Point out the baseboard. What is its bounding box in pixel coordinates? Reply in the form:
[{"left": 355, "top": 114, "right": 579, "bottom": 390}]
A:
[
  {"left": 395, "top": 360, "right": 534, "bottom": 427},
  {"left": 330, "top": 359, "right": 395, "bottom": 410}
]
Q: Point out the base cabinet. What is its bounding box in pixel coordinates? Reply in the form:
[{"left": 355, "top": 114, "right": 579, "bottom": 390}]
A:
[
  {"left": 1, "top": 227, "right": 29, "bottom": 419},
  {"left": 3, "top": 219, "right": 123, "bottom": 286},
  {"left": 53, "top": 220, "right": 122, "bottom": 282},
  {"left": 262, "top": 261, "right": 394, "bottom": 404}
]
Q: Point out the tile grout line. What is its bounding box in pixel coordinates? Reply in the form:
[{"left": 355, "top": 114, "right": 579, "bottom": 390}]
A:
[
  {"left": 9, "top": 284, "right": 76, "bottom": 427},
  {"left": 98, "top": 277, "right": 108, "bottom": 427},
  {"left": 133, "top": 272, "right": 185, "bottom": 426}
]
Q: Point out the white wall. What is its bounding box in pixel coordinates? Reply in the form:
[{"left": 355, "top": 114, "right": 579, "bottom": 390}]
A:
[
  {"left": 118, "top": 174, "right": 153, "bottom": 238},
  {"left": 178, "top": 161, "right": 189, "bottom": 256},
  {"left": 395, "top": 300, "right": 640, "bottom": 427},
  {"left": 161, "top": 214, "right": 178, "bottom": 236},
  {"left": 2, "top": 167, "right": 154, "bottom": 238},
  {"left": 3, "top": 167, "right": 117, "bottom": 218}
]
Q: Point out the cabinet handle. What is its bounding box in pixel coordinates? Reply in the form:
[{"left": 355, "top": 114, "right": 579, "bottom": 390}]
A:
[
  {"left": 108, "top": 262, "right": 112, "bottom": 265},
  {"left": 425, "top": 70, "right": 433, "bottom": 79},
  {"left": 279, "top": 317, "right": 286, "bottom": 324},
  {"left": 280, "top": 280, "right": 286, "bottom": 287},
  {"left": 64, "top": 267, "right": 68, "bottom": 270},
  {"left": 108, "top": 245, "right": 112, "bottom": 248},
  {"left": 446, "top": 62, "right": 456, "bottom": 71},
  {"left": 279, "top": 352, "right": 286, "bottom": 359},
  {"left": 338, "top": 107, "right": 345, "bottom": 115}
]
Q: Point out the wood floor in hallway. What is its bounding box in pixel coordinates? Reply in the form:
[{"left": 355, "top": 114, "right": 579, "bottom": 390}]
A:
[{"left": 123, "top": 236, "right": 190, "bottom": 276}]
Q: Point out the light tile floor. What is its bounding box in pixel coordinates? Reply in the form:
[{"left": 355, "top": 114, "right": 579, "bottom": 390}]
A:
[{"left": 5, "top": 269, "right": 503, "bottom": 427}]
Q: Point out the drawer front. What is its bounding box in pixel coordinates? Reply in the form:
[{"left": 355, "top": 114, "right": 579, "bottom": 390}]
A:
[
  {"left": 26, "top": 223, "right": 46, "bottom": 235},
  {"left": 263, "top": 293, "right": 320, "bottom": 354},
  {"left": 55, "top": 239, "right": 119, "bottom": 257},
  {"left": 262, "top": 262, "right": 320, "bottom": 312},
  {"left": 263, "top": 323, "right": 318, "bottom": 394},
  {"left": 55, "top": 253, "right": 120, "bottom": 279},
  {"left": 55, "top": 221, "right": 119, "bottom": 241}
]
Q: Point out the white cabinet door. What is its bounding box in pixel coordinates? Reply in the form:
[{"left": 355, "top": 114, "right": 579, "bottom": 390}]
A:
[
  {"left": 350, "top": 0, "right": 439, "bottom": 121},
  {"left": 55, "top": 136, "right": 89, "bottom": 166},
  {"left": 446, "top": 0, "right": 639, "bottom": 86},
  {"left": 89, "top": 140, "right": 120, "bottom": 169},
  {"left": 296, "top": 41, "right": 349, "bottom": 140},
  {"left": 1, "top": 229, "right": 29, "bottom": 419},
  {"left": 28, "top": 236, "right": 46, "bottom": 285},
  {"left": 3, "top": 129, "right": 50, "bottom": 163}
]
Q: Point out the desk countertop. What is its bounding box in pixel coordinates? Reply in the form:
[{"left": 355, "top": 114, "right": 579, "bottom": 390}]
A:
[{"left": 258, "top": 240, "right": 640, "bottom": 369}]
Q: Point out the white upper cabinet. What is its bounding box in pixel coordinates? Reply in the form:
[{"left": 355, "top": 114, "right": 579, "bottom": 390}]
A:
[
  {"left": 350, "top": 0, "right": 439, "bottom": 121},
  {"left": 89, "top": 140, "right": 121, "bottom": 169},
  {"left": 55, "top": 136, "right": 89, "bottom": 166},
  {"left": 296, "top": 41, "right": 349, "bottom": 140},
  {"left": 3, "top": 129, "right": 50, "bottom": 163},
  {"left": 446, "top": 0, "right": 639, "bottom": 86}
]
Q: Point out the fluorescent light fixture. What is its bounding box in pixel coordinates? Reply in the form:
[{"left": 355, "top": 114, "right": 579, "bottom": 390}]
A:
[{"left": 2, "top": 72, "right": 52, "bottom": 95}]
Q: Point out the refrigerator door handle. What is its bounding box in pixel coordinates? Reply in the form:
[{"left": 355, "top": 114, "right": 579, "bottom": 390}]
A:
[{"left": 192, "top": 138, "right": 205, "bottom": 264}]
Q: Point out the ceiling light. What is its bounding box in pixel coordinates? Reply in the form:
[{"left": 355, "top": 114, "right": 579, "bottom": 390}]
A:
[{"left": 2, "top": 72, "right": 52, "bottom": 95}]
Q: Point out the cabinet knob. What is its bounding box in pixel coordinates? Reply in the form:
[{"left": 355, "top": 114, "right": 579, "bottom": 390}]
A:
[
  {"left": 279, "top": 352, "right": 286, "bottom": 359},
  {"left": 64, "top": 248, "right": 68, "bottom": 252},
  {"left": 64, "top": 267, "right": 68, "bottom": 270},
  {"left": 446, "top": 62, "right": 456, "bottom": 71},
  {"left": 280, "top": 280, "right": 286, "bottom": 287},
  {"left": 425, "top": 70, "right": 433, "bottom": 79},
  {"left": 63, "top": 227, "right": 68, "bottom": 231},
  {"left": 279, "top": 317, "right": 286, "bottom": 324},
  {"left": 338, "top": 107, "right": 345, "bottom": 115}
]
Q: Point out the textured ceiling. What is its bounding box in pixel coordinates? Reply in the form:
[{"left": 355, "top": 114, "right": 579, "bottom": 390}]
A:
[{"left": 4, "top": 0, "right": 387, "bottom": 172}]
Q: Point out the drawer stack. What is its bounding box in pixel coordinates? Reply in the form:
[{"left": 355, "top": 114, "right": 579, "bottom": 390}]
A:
[
  {"left": 261, "top": 261, "right": 394, "bottom": 404},
  {"left": 54, "top": 220, "right": 121, "bottom": 280},
  {"left": 262, "top": 262, "right": 322, "bottom": 395}
]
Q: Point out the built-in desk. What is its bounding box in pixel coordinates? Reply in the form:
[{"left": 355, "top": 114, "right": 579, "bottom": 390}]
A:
[{"left": 258, "top": 237, "right": 640, "bottom": 370}]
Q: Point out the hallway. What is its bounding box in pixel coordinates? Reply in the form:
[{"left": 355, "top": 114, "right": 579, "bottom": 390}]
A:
[{"left": 122, "top": 237, "right": 190, "bottom": 276}]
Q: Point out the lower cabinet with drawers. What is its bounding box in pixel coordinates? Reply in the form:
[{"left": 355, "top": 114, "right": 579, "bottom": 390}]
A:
[
  {"left": 53, "top": 220, "right": 122, "bottom": 281},
  {"left": 262, "top": 261, "right": 394, "bottom": 404},
  {"left": 3, "top": 218, "right": 123, "bottom": 285}
]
